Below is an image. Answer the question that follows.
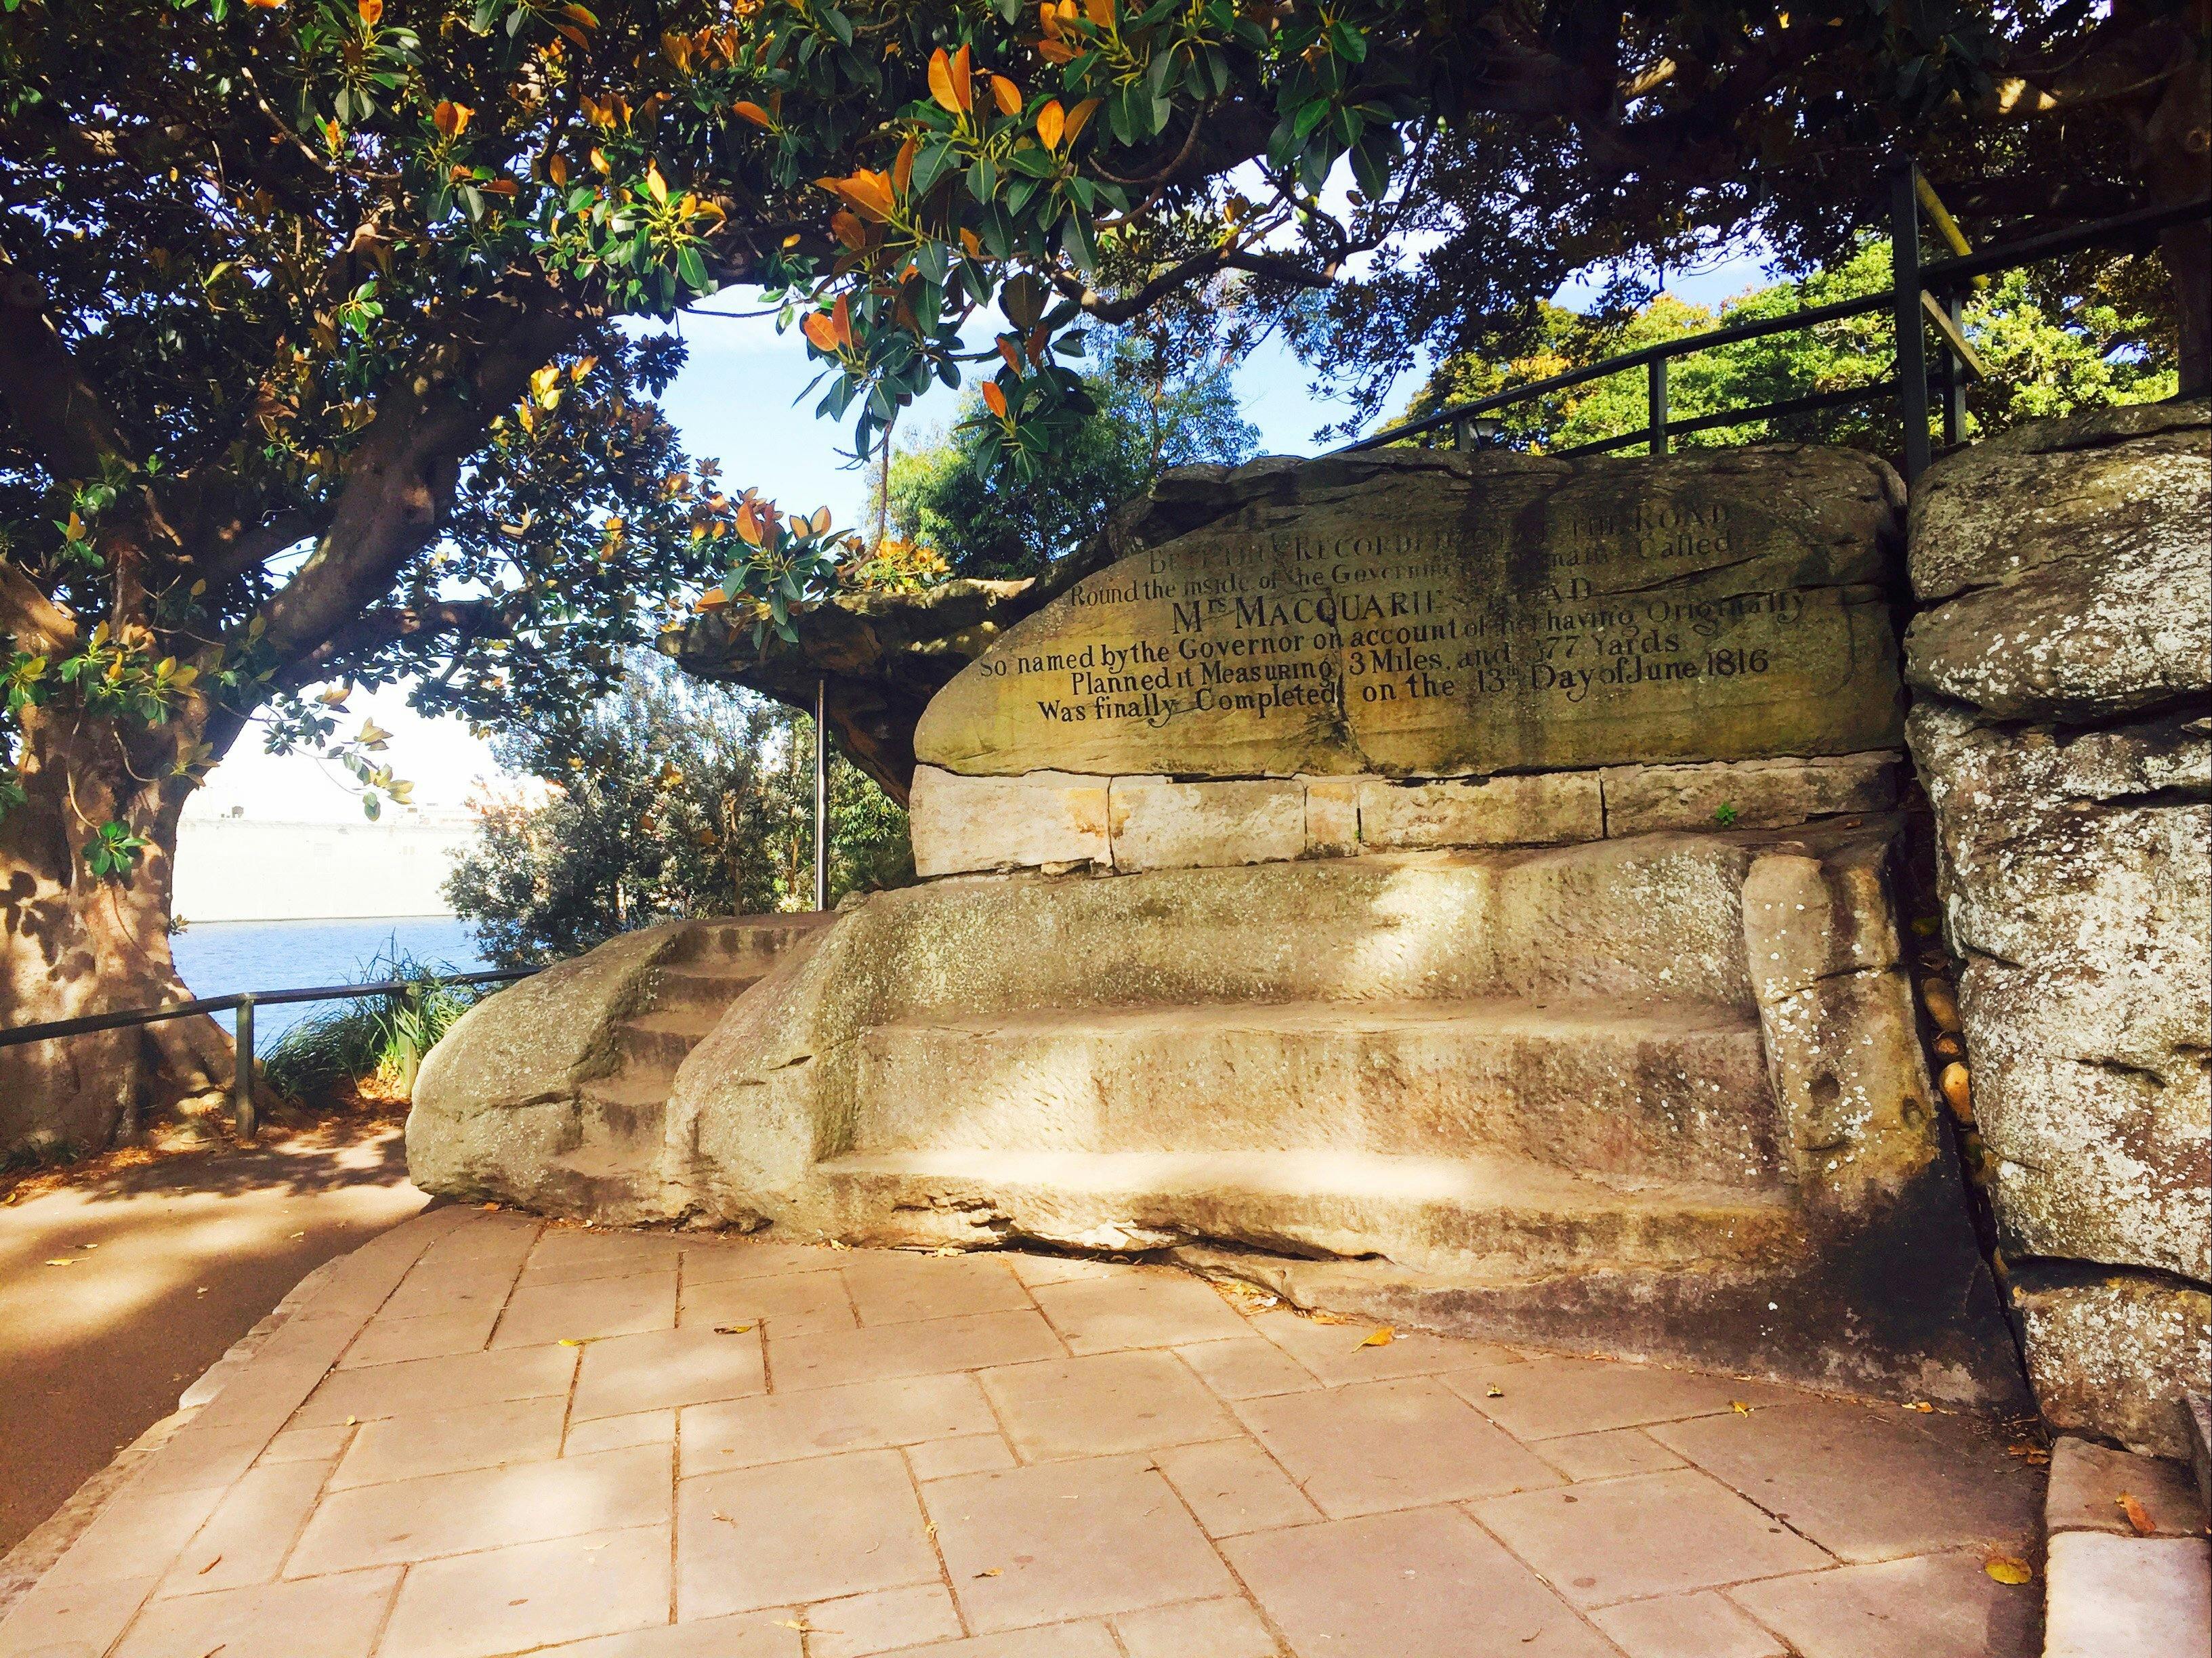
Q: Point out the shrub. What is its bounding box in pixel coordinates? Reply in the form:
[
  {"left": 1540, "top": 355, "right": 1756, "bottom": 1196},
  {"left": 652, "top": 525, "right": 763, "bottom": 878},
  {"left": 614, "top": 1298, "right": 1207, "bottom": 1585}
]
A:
[{"left": 261, "top": 949, "right": 485, "bottom": 1105}]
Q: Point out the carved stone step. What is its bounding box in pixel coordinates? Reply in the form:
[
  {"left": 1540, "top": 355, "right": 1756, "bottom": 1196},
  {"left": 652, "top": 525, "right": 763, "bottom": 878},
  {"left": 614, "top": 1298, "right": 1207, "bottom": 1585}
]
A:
[
  {"left": 617, "top": 1011, "right": 721, "bottom": 1069},
  {"left": 852, "top": 997, "right": 1783, "bottom": 1189},
  {"left": 648, "top": 966, "right": 762, "bottom": 1015}
]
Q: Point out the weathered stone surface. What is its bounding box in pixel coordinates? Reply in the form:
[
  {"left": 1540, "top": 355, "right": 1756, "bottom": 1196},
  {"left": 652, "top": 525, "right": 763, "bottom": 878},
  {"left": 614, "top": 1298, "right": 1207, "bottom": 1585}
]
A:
[
  {"left": 1302, "top": 778, "right": 1360, "bottom": 856},
  {"left": 1905, "top": 399, "right": 2211, "bottom": 722},
  {"left": 2046, "top": 1437, "right": 2205, "bottom": 1537},
  {"left": 1601, "top": 751, "right": 1900, "bottom": 836},
  {"left": 1108, "top": 778, "right": 1304, "bottom": 872},
  {"left": 2011, "top": 1267, "right": 2212, "bottom": 1461},
  {"left": 2043, "top": 1531, "right": 2212, "bottom": 1658},
  {"left": 907, "top": 767, "right": 1110, "bottom": 878},
  {"left": 916, "top": 447, "right": 1905, "bottom": 781},
  {"left": 1356, "top": 772, "right": 1604, "bottom": 850},
  {"left": 1908, "top": 704, "right": 2210, "bottom": 1283}
]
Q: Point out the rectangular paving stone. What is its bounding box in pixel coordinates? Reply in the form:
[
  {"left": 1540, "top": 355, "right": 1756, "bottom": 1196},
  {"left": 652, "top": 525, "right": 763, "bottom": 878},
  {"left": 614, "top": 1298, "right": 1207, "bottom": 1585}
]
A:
[
  {"left": 1236, "top": 1376, "right": 1560, "bottom": 1518},
  {"left": 678, "top": 1448, "right": 939, "bottom": 1617},
  {"left": 682, "top": 1373, "right": 995, "bottom": 1472},
  {"left": 1729, "top": 1548, "right": 2042, "bottom": 1658},
  {"left": 291, "top": 1341, "right": 576, "bottom": 1427},
  {"left": 287, "top": 1445, "right": 671, "bottom": 1574},
  {"left": 906, "top": 1434, "right": 1020, "bottom": 1481},
  {"left": 1249, "top": 1311, "right": 1522, "bottom": 1387},
  {"left": 1532, "top": 1427, "right": 1687, "bottom": 1483},
  {"left": 2043, "top": 1532, "right": 2210, "bottom": 1658},
  {"left": 329, "top": 1395, "right": 567, "bottom": 1489},
  {"left": 129, "top": 1426, "right": 270, "bottom": 1496},
  {"left": 1003, "top": 1253, "right": 1127, "bottom": 1288},
  {"left": 570, "top": 1324, "right": 767, "bottom": 1419},
  {"left": 1112, "top": 1597, "right": 1279, "bottom": 1658},
  {"left": 377, "top": 1525, "right": 673, "bottom": 1658},
  {"left": 41, "top": 1486, "right": 223, "bottom": 1590},
  {"left": 524, "top": 1229, "right": 681, "bottom": 1283},
  {"left": 679, "top": 1271, "right": 857, "bottom": 1336},
  {"left": 841, "top": 1251, "right": 1034, "bottom": 1325},
  {"left": 378, "top": 1267, "right": 520, "bottom": 1324},
  {"left": 1153, "top": 1437, "right": 1322, "bottom": 1537},
  {"left": 1448, "top": 1355, "right": 1784, "bottom": 1440},
  {"left": 566, "top": 1409, "right": 679, "bottom": 1457},
  {"left": 802, "top": 1582, "right": 964, "bottom": 1657},
  {"left": 495, "top": 1271, "right": 678, "bottom": 1347},
  {"left": 528, "top": 1612, "right": 803, "bottom": 1655},
  {"left": 1172, "top": 1338, "right": 1320, "bottom": 1401},
  {"left": 2046, "top": 1437, "right": 2205, "bottom": 1537},
  {"left": 337, "top": 1305, "right": 500, "bottom": 1369},
  {"left": 1224, "top": 1506, "right": 1612, "bottom": 1657},
  {"left": 769, "top": 1310, "right": 1064, "bottom": 1392},
  {"left": 980, "top": 1351, "right": 1238, "bottom": 1462},
  {"left": 156, "top": 1458, "right": 333, "bottom": 1596},
  {"left": 1469, "top": 1468, "right": 1831, "bottom": 1607},
  {"left": 257, "top": 1422, "right": 354, "bottom": 1464},
  {"left": 109, "top": 1565, "right": 400, "bottom": 1658},
  {"left": 843, "top": 1629, "right": 1119, "bottom": 1658},
  {"left": 0, "top": 1575, "right": 154, "bottom": 1658},
  {"left": 1028, "top": 1272, "right": 1251, "bottom": 1353},
  {"left": 679, "top": 1239, "right": 845, "bottom": 1284},
  {"left": 923, "top": 1455, "right": 1237, "bottom": 1633},
  {"left": 1588, "top": 1590, "right": 1788, "bottom": 1657},
  {"left": 1648, "top": 1399, "right": 2043, "bottom": 1563}
]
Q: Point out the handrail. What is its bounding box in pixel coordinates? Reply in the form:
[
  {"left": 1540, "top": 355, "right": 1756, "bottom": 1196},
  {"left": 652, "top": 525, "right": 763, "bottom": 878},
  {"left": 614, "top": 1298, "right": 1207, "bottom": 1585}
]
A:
[
  {"left": 1341, "top": 183, "right": 2212, "bottom": 475},
  {"left": 1, "top": 964, "right": 542, "bottom": 1143}
]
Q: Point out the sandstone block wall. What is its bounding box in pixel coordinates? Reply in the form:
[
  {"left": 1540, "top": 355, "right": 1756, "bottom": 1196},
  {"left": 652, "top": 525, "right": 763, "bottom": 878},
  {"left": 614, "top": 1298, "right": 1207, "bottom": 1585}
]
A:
[{"left": 1904, "top": 398, "right": 2211, "bottom": 1458}]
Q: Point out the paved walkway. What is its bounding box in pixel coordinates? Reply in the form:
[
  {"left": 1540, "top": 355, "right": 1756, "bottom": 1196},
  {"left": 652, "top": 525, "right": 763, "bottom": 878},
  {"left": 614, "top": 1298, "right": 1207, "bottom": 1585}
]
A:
[
  {"left": 0, "top": 1122, "right": 425, "bottom": 1554},
  {"left": 0, "top": 1206, "right": 2047, "bottom": 1658}
]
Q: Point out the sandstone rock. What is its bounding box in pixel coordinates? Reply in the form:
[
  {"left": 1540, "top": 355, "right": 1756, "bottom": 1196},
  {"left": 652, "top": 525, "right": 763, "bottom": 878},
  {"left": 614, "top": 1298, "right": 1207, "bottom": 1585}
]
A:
[
  {"left": 908, "top": 767, "right": 1110, "bottom": 877},
  {"left": 2012, "top": 1267, "right": 2212, "bottom": 1460},
  {"left": 1905, "top": 400, "right": 2211, "bottom": 722},
  {"left": 1301, "top": 778, "right": 1360, "bottom": 855},
  {"left": 1600, "top": 752, "right": 1900, "bottom": 836},
  {"left": 917, "top": 447, "right": 1905, "bottom": 780},
  {"left": 1908, "top": 704, "right": 2210, "bottom": 1283},
  {"left": 1356, "top": 772, "right": 1604, "bottom": 849},
  {"left": 1108, "top": 778, "right": 1305, "bottom": 871}
]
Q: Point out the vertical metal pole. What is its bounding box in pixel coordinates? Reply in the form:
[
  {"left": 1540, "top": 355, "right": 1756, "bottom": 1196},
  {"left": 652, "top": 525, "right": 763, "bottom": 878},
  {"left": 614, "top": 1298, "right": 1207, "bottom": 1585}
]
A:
[
  {"left": 1942, "top": 294, "right": 1969, "bottom": 448},
  {"left": 812, "top": 676, "right": 828, "bottom": 912},
  {"left": 1453, "top": 414, "right": 1472, "bottom": 452},
  {"left": 232, "top": 994, "right": 257, "bottom": 1145},
  {"left": 1646, "top": 357, "right": 1670, "bottom": 456},
  {"left": 1891, "top": 164, "right": 1931, "bottom": 487}
]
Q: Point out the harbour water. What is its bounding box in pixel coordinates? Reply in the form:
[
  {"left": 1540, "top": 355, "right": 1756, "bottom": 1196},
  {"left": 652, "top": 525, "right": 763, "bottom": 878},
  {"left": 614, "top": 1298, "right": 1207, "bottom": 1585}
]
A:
[{"left": 169, "top": 916, "right": 489, "bottom": 1042}]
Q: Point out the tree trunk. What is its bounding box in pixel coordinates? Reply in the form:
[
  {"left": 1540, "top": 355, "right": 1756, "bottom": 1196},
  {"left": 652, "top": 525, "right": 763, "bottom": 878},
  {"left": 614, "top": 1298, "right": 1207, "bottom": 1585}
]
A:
[
  {"left": 1, "top": 707, "right": 233, "bottom": 1157},
  {"left": 2146, "top": 19, "right": 2212, "bottom": 395}
]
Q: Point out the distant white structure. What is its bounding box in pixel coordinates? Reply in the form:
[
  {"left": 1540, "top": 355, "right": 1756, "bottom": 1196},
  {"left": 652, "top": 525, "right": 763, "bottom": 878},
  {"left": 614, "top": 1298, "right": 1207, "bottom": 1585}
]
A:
[{"left": 173, "top": 811, "right": 477, "bottom": 921}]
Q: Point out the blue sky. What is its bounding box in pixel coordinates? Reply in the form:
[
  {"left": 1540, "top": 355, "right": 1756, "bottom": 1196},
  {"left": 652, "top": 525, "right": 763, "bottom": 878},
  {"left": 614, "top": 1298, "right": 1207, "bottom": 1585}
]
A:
[{"left": 190, "top": 242, "right": 1777, "bottom": 824}]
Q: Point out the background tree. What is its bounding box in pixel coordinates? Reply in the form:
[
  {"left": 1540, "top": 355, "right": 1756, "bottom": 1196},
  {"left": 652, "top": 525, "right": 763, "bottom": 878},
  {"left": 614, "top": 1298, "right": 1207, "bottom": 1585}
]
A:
[
  {"left": 888, "top": 326, "right": 1257, "bottom": 580},
  {"left": 1393, "top": 242, "right": 2181, "bottom": 453},
  {"left": 445, "top": 650, "right": 908, "bottom": 967}
]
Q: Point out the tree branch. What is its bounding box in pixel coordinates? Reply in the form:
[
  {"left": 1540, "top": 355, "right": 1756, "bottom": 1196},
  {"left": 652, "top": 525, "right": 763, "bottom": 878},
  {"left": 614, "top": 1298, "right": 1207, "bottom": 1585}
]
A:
[
  {"left": 0, "top": 238, "right": 135, "bottom": 480},
  {"left": 1, "top": 555, "right": 77, "bottom": 656}
]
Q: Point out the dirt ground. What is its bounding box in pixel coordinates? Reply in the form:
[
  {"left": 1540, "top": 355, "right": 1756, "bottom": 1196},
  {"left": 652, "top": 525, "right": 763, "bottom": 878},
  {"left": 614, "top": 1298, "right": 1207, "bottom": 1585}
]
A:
[{"left": 0, "top": 1113, "right": 428, "bottom": 1555}]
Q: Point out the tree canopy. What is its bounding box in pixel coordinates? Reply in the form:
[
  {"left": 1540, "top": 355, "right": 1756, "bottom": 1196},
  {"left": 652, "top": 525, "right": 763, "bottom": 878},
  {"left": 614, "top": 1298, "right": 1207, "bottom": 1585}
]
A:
[{"left": 888, "top": 326, "right": 1257, "bottom": 580}]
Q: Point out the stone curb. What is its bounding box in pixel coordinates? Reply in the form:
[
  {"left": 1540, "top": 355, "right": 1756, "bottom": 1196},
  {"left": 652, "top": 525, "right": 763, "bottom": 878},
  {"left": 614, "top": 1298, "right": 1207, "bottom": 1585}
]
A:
[
  {"left": 2040, "top": 1435, "right": 2211, "bottom": 1657},
  {"left": 0, "top": 1208, "right": 459, "bottom": 1624}
]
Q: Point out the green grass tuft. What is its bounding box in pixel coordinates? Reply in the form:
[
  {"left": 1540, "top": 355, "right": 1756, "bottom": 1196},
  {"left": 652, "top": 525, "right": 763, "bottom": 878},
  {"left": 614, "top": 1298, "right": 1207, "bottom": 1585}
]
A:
[{"left": 261, "top": 947, "right": 485, "bottom": 1104}]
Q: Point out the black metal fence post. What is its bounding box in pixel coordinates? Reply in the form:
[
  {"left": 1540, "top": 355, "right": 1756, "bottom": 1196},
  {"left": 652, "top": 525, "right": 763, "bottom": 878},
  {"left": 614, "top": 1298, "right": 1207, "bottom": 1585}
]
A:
[
  {"left": 1647, "top": 357, "right": 1670, "bottom": 456},
  {"left": 1942, "top": 294, "right": 1969, "bottom": 446},
  {"left": 1891, "top": 164, "right": 1932, "bottom": 486},
  {"left": 232, "top": 994, "right": 257, "bottom": 1145}
]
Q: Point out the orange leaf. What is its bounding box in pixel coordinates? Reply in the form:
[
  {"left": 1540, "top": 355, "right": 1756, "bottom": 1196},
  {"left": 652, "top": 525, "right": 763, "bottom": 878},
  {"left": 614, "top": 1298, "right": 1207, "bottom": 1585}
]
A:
[
  {"left": 951, "top": 44, "right": 974, "bottom": 112},
  {"left": 357, "top": 0, "right": 381, "bottom": 22},
  {"left": 830, "top": 293, "right": 854, "bottom": 349},
  {"left": 694, "top": 588, "right": 730, "bottom": 610},
  {"left": 1036, "top": 99, "right": 1065, "bottom": 150},
  {"left": 981, "top": 381, "right": 1009, "bottom": 419},
  {"left": 2117, "top": 1493, "right": 2156, "bottom": 1535},
  {"left": 801, "top": 312, "right": 837, "bottom": 352},
  {"left": 1036, "top": 37, "right": 1074, "bottom": 64},
  {"left": 1063, "top": 98, "right": 1100, "bottom": 144},
  {"left": 242, "top": 0, "right": 285, "bottom": 9},
  {"left": 1083, "top": 0, "right": 1111, "bottom": 25},
  {"left": 1358, "top": 1327, "right": 1396, "bottom": 1348},
  {"left": 831, "top": 210, "right": 867, "bottom": 249},
  {"left": 997, "top": 338, "right": 1022, "bottom": 375},
  {"left": 735, "top": 502, "right": 764, "bottom": 545},
  {"left": 589, "top": 146, "right": 611, "bottom": 175},
  {"left": 927, "top": 47, "right": 961, "bottom": 113},
  {"left": 646, "top": 163, "right": 670, "bottom": 204},
  {"left": 547, "top": 152, "right": 569, "bottom": 185},
  {"left": 991, "top": 75, "right": 1022, "bottom": 116},
  {"left": 434, "top": 100, "right": 473, "bottom": 137},
  {"left": 1984, "top": 1556, "right": 2032, "bottom": 1586},
  {"left": 1037, "top": 0, "right": 1059, "bottom": 36},
  {"left": 837, "top": 169, "right": 896, "bottom": 221},
  {"left": 733, "top": 100, "right": 774, "bottom": 128},
  {"left": 959, "top": 226, "right": 982, "bottom": 255},
  {"left": 892, "top": 133, "right": 918, "bottom": 197},
  {"left": 810, "top": 505, "right": 833, "bottom": 534}
]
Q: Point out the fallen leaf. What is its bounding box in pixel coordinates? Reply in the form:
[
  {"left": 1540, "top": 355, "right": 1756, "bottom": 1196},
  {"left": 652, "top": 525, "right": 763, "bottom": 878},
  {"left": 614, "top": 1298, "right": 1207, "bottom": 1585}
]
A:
[
  {"left": 774, "top": 1618, "right": 814, "bottom": 1634},
  {"left": 559, "top": 1338, "right": 584, "bottom": 1347},
  {"left": 197, "top": 1554, "right": 223, "bottom": 1574},
  {"left": 1731, "top": 1401, "right": 1755, "bottom": 1413},
  {"left": 482, "top": 1202, "right": 499, "bottom": 1211},
  {"left": 1358, "top": 1327, "right": 1396, "bottom": 1348},
  {"left": 713, "top": 1324, "right": 755, "bottom": 1335},
  {"left": 1307, "top": 1311, "right": 1349, "bottom": 1326},
  {"left": 2117, "top": 1493, "right": 2156, "bottom": 1535},
  {"left": 1910, "top": 1401, "right": 1934, "bottom": 1413},
  {"left": 345, "top": 1416, "right": 358, "bottom": 1426},
  {"left": 43, "top": 1258, "right": 77, "bottom": 1267},
  {"left": 1984, "top": 1556, "right": 2033, "bottom": 1586},
  {"left": 711, "top": 1510, "right": 737, "bottom": 1524},
  {"left": 1486, "top": 1385, "right": 1505, "bottom": 1398},
  {"left": 974, "top": 1567, "right": 1001, "bottom": 1578}
]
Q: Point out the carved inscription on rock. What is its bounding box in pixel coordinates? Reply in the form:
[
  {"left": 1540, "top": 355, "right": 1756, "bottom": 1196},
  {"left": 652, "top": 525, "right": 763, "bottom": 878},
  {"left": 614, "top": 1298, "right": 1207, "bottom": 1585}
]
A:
[{"left": 915, "top": 451, "right": 1905, "bottom": 778}]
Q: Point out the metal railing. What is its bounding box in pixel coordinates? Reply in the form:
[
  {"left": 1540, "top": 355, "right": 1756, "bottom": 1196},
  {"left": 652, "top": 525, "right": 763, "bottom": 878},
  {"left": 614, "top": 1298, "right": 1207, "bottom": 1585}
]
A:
[
  {"left": 1344, "top": 164, "right": 2212, "bottom": 486},
  {"left": 0, "top": 966, "right": 540, "bottom": 1143}
]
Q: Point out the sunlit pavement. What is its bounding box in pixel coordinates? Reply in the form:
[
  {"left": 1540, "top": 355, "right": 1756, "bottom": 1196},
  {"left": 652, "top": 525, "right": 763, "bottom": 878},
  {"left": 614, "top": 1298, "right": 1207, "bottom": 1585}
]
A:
[
  {"left": 0, "top": 1126, "right": 426, "bottom": 1556},
  {"left": 0, "top": 1206, "right": 2049, "bottom": 1658}
]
